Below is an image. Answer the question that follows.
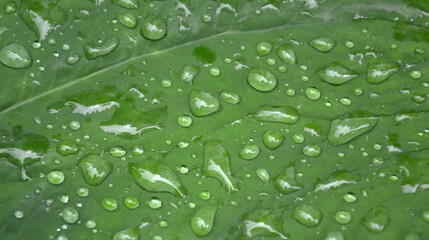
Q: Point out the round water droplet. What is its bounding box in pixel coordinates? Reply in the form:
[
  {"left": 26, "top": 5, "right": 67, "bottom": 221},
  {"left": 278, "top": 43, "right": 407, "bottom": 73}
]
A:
[
  {"left": 345, "top": 40, "right": 354, "bottom": 48},
  {"left": 62, "top": 207, "right": 79, "bottom": 224},
  {"left": 209, "top": 67, "right": 220, "bottom": 76},
  {"left": 110, "top": 146, "right": 126, "bottom": 157},
  {"left": 140, "top": 14, "right": 167, "bottom": 40},
  {"left": 247, "top": 67, "right": 277, "bottom": 92},
  {"left": 148, "top": 198, "right": 162, "bottom": 209},
  {"left": 102, "top": 198, "right": 118, "bottom": 211},
  {"left": 335, "top": 211, "right": 351, "bottom": 224},
  {"left": 0, "top": 43, "right": 32, "bottom": 69},
  {"left": 77, "top": 187, "right": 89, "bottom": 197},
  {"left": 124, "top": 196, "right": 139, "bottom": 209},
  {"left": 161, "top": 79, "right": 171, "bottom": 88},
  {"left": 177, "top": 115, "right": 192, "bottom": 128},
  {"left": 14, "top": 210, "right": 24, "bottom": 219},
  {"left": 189, "top": 90, "right": 220, "bottom": 117},
  {"left": 422, "top": 211, "right": 429, "bottom": 223},
  {"left": 287, "top": 88, "right": 295, "bottom": 96},
  {"left": 256, "top": 42, "right": 272, "bottom": 56},
  {"left": 4, "top": 1, "right": 17, "bottom": 14},
  {"left": 239, "top": 144, "right": 260, "bottom": 160},
  {"left": 118, "top": 12, "right": 137, "bottom": 29},
  {"left": 48, "top": 171, "right": 65, "bottom": 185},
  {"left": 353, "top": 88, "right": 363, "bottom": 96},
  {"left": 305, "top": 87, "right": 321, "bottom": 100},
  {"left": 303, "top": 144, "right": 321, "bottom": 157},
  {"left": 86, "top": 220, "right": 96, "bottom": 229},
  {"left": 410, "top": 70, "right": 422, "bottom": 79},
  {"left": 340, "top": 97, "right": 352, "bottom": 105},
  {"left": 293, "top": 205, "right": 322, "bottom": 227},
  {"left": 256, "top": 168, "right": 270, "bottom": 184},
  {"left": 293, "top": 133, "right": 305, "bottom": 144},
  {"left": 61, "top": 43, "right": 70, "bottom": 51},
  {"left": 69, "top": 121, "right": 81, "bottom": 131},
  {"left": 266, "top": 58, "right": 276, "bottom": 66},
  {"left": 48, "top": 38, "right": 56, "bottom": 46},
  {"left": 199, "top": 190, "right": 211, "bottom": 200},
  {"left": 201, "top": 13, "right": 213, "bottom": 23},
  {"left": 263, "top": 130, "right": 284, "bottom": 150},
  {"left": 324, "top": 231, "right": 344, "bottom": 240},
  {"left": 66, "top": 54, "right": 80, "bottom": 65}
]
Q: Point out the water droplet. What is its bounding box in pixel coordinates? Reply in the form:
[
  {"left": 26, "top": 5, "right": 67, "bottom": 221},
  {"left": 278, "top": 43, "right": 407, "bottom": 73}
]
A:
[
  {"left": 48, "top": 38, "right": 56, "bottom": 45},
  {"left": 78, "top": 154, "right": 113, "bottom": 186},
  {"left": 177, "top": 115, "right": 192, "bottom": 128},
  {"left": 253, "top": 105, "right": 299, "bottom": 124},
  {"left": 128, "top": 157, "right": 187, "bottom": 198},
  {"left": 58, "top": 194, "right": 69, "bottom": 204},
  {"left": 247, "top": 67, "right": 277, "bottom": 92},
  {"left": 112, "top": 0, "right": 139, "bottom": 9},
  {"left": 274, "top": 163, "right": 302, "bottom": 194},
  {"left": 66, "top": 54, "right": 80, "bottom": 65},
  {"left": 239, "top": 144, "right": 260, "bottom": 160},
  {"left": 76, "top": 187, "right": 89, "bottom": 197},
  {"left": 61, "top": 43, "right": 70, "bottom": 51},
  {"left": 161, "top": 79, "right": 171, "bottom": 88},
  {"left": 179, "top": 165, "right": 188, "bottom": 174},
  {"left": 220, "top": 90, "right": 240, "bottom": 104},
  {"left": 263, "top": 130, "right": 284, "bottom": 150},
  {"left": 69, "top": 121, "right": 81, "bottom": 131},
  {"left": 124, "top": 196, "right": 139, "bottom": 209},
  {"left": 328, "top": 111, "right": 378, "bottom": 146},
  {"left": 84, "top": 36, "right": 120, "bottom": 60},
  {"left": 410, "top": 70, "right": 422, "bottom": 79},
  {"left": 48, "top": 171, "right": 65, "bottom": 185},
  {"left": 159, "top": 220, "right": 168, "bottom": 227},
  {"left": 390, "top": 43, "right": 398, "bottom": 49},
  {"left": 118, "top": 12, "right": 137, "bottom": 29},
  {"left": 241, "top": 208, "right": 288, "bottom": 239},
  {"left": 203, "top": 141, "right": 239, "bottom": 193},
  {"left": 189, "top": 89, "right": 220, "bottom": 117},
  {"left": 318, "top": 62, "right": 358, "bottom": 85},
  {"left": 14, "top": 210, "right": 24, "bottom": 219},
  {"left": 0, "top": 43, "right": 32, "bottom": 69},
  {"left": 190, "top": 206, "right": 217, "bottom": 237},
  {"left": 133, "top": 145, "right": 144, "bottom": 155},
  {"left": 315, "top": 170, "right": 358, "bottom": 192},
  {"left": 305, "top": 87, "right": 321, "bottom": 100},
  {"left": 4, "top": 1, "right": 17, "bottom": 14},
  {"left": 256, "top": 42, "right": 272, "bottom": 56},
  {"left": 335, "top": 211, "right": 351, "bottom": 224},
  {"left": 411, "top": 93, "right": 426, "bottom": 103},
  {"left": 309, "top": 37, "right": 336, "bottom": 52},
  {"left": 201, "top": 13, "right": 213, "bottom": 23},
  {"left": 293, "top": 205, "right": 322, "bottom": 227},
  {"left": 345, "top": 40, "right": 354, "bottom": 48},
  {"left": 199, "top": 190, "right": 211, "bottom": 200},
  {"left": 148, "top": 198, "right": 162, "bottom": 209},
  {"left": 324, "top": 231, "right": 344, "bottom": 240},
  {"left": 277, "top": 43, "right": 296, "bottom": 64},
  {"left": 256, "top": 168, "right": 270, "bottom": 184},
  {"left": 62, "top": 207, "right": 79, "bottom": 224},
  {"left": 140, "top": 14, "right": 167, "bottom": 40},
  {"left": 180, "top": 65, "right": 200, "bottom": 84},
  {"left": 266, "top": 58, "right": 276, "bottom": 65},
  {"left": 415, "top": 47, "right": 425, "bottom": 55},
  {"left": 277, "top": 65, "right": 287, "bottom": 72},
  {"left": 367, "top": 62, "right": 399, "bottom": 84},
  {"left": 302, "top": 144, "right": 321, "bottom": 157},
  {"left": 110, "top": 146, "right": 126, "bottom": 157},
  {"left": 102, "top": 197, "right": 118, "bottom": 211},
  {"left": 361, "top": 207, "right": 390, "bottom": 233},
  {"left": 112, "top": 228, "right": 139, "bottom": 240},
  {"left": 422, "top": 211, "right": 429, "bottom": 223},
  {"left": 340, "top": 97, "right": 352, "bottom": 106},
  {"left": 56, "top": 140, "right": 79, "bottom": 156},
  {"left": 85, "top": 219, "right": 96, "bottom": 229},
  {"left": 209, "top": 67, "right": 220, "bottom": 76}
]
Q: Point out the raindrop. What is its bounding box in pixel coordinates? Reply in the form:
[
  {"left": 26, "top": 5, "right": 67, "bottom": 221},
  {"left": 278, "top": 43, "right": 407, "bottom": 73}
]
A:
[
  {"left": 367, "top": 62, "right": 398, "bottom": 84},
  {"left": 220, "top": 90, "right": 240, "bottom": 104},
  {"left": 84, "top": 37, "right": 120, "bottom": 60},
  {"left": 78, "top": 154, "right": 113, "bottom": 186},
  {"left": 190, "top": 206, "right": 217, "bottom": 237},
  {"left": 148, "top": 198, "right": 162, "bottom": 209},
  {"left": 239, "top": 144, "right": 260, "bottom": 160},
  {"left": 277, "top": 44, "right": 296, "bottom": 64},
  {"left": 112, "top": 0, "right": 139, "bottom": 9},
  {"left": 256, "top": 168, "right": 270, "bottom": 184},
  {"left": 318, "top": 62, "right": 358, "bottom": 85},
  {"left": 189, "top": 89, "right": 220, "bottom": 117},
  {"left": 302, "top": 144, "right": 321, "bottom": 157},
  {"left": 77, "top": 187, "right": 89, "bottom": 197},
  {"left": 180, "top": 65, "right": 200, "bottom": 84}
]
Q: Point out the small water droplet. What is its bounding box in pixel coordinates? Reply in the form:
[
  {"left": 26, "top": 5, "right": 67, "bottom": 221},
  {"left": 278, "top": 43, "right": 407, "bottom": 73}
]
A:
[
  {"left": 124, "top": 196, "right": 139, "bottom": 209},
  {"left": 112, "top": 228, "right": 139, "bottom": 240},
  {"left": 189, "top": 90, "right": 220, "bottom": 117},
  {"left": 256, "top": 42, "right": 272, "bottom": 56},
  {"left": 209, "top": 67, "right": 220, "bottom": 76},
  {"left": 56, "top": 140, "right": 79, "bottom": 156},
  {"left": 161, "top": 79, "right": 171, "bottom": 88},
  {"left": 335, "top": 211, "right": 351, "bottom": 224},
  {"left": 201, "top": 13, "right": 213, "bottom": 23},
  {"left": 148, "top": 198, "right": 162, "bottom": 209},
  {"left": 345, "top": 40, "right": 354, "bottom": 48},
  {"left": 263, "top": 130, "right": 284, "bottom": 150},
  {"left": 48, "top": 171, "right": 65, "bottom": 185},
  {"left": 256, "top": 168, "right": 270, "bottom": 184},
  {"left": 69, "top": 121, "right": 81, "bottom": 131},
  {"left": 302, "top": 144, "right": 321, "bottom": 157},
  {"left": 140, "top": 14, "right": 167, "bottom": 40},
  {"left": 293, "top": 205, "right": 322, "bottom": 227},
  {"left": 62, "top": 207, "right": 79, "bottom": 224},
  {"left": 110, "top": 146, "right": 126, "bottom": 157},
  {"left": 239, "top": 144, "right": 260, "bottom": 160},
  {"left": 14, "top": 210, "right": 24, "bottom": 219},
  {"left": 86, "top": 220, "right": 96, "bottom": 229},
  {"left": 220, "top": 90, "right": 240, "bottom": 104},
  {"left": 305, "top": 87, "right": 321, "bottom": 100},
  {"left": 102, "top": 198, "right": 118, "bottom": 211},
  {"left": 309, "top": 37, "right": 336, "bottom": 52}
]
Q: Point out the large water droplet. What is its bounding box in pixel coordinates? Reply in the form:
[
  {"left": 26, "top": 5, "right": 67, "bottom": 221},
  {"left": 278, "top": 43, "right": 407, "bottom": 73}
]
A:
[
  {"left": 56, "top": 140, "right": 79, "bottom": 156},
  {"left": 293, "top": 205, "right": 322, "bottom": 227},
  {"left": 128, "top": 157, "right": 187, "bottom": 198},
  {"left": 367, "top": 62, "right": 399, "bottom": 84},
  {"left": 277, "top": 44, "right": 296, "bottom": 64},
  {"left": 203, "top": 140, "right": 239, "bottom": 193},
  {"left": 180, "top": 65, "right": 200, "bottom": 84},
  {"left": 256, "top": 42, "right": 272, "bottom": 56},
  {"left": 140, "top": 14, "right": 167, "bottom": 40},
  {"left": 102, "top": 197, "right": 118, "bottom": 211},
  {"left": 112, "top": 0, "right": 139, "bottom": 9},
  {"left": 240, "top": 208, "right": 288, "bottom": 239},
  {"left": 0, "top": 43, "right": 32, "bottom": 69},
  {"left": 190, "top": 206, "right": 217, "bottom": 237},
  {"left": 361, "top": 207, "right": 390, "bottom": 233},
  {"left": 112, "top": 228, "right": 139, "bottom": 240},
  {"left": 84, "top": 36, "right": 120, "bottom": 60},
  {"left": 239, "top": 144, "right": 260, "bottom": 160},
  {"left": 317, "top": 62, "right": 358, "bottom": 85},
  {"left": 47, "top": 170, "right": 65, "bottom": 185},
  {"left": 253, "top": 105, "right": 300, "bottom": 124},
  {"left": 19, "top": 0, "right": 67, "bottom": 40},
  {"left": 78, "top": 154, "right": 113, "bottom": 186},
  {"left": 328, "top": 111, "right": 378, "bottom": 146},
  {"left": 189, "top": 90, "right": 220, "bottom": 117},
  {"left": 62, "top": 207, "right": 79, "bottom": 224},
  {"left": 309, "top": 37, "right": 336, "bottom": 52},
  {"left": 263, "top": 130, "right": 284, "bottom": 150},
  {"left": 124, "top": 196, "right": 139, "bottom": 209},
  {"left": 274, "top": 163, "right": 302, "bottom": 194},
  {"left": 247, "top": 67, "right": 277, "bottom": 92},
  {"left": 118, "top": 12, "right": 137, "bottom": 29}
]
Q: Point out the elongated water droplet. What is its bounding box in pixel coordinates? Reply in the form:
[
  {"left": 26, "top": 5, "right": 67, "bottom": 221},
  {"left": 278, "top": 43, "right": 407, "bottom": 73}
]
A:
[
  {"left": 263, "top": 130, "right": 284, "bottom": 150},
  {"left": 84, "top": 36, "right": 120, "bottom": 60},
  {"left": 254, "top": 105, "right": 299, "bottom": 124},
  {"left": 239, "top": 144, "right": 260, "bottom": 160},
  {"left": 62, "top": 207, "right": 79, "bottom": 224},
  {"left": 190, "top": 206, "right": 217, "bottom": 237},
  {"left": 56, "top": 140, "right": 79, "bottom": 156},
  {"left": 112, "top": 228, "right": 139, "bottom": 240},
  {"left": 256, "top": 168, "right": 270, "bottom": 184},
  {"left": 189, "top": 90, "right": 220, "bottom": 117},
  {"left": 112, "top": 0, "right": 139, "bottom": 9},
  {"left": 78, "top": 154, "right": 113, "bottom": 186},
  {"left": 367, "top": 62, "right": 398, "bottom": 84},
  {"left": 309, "top": 37, "right": 336, "bottom": 52},
  {"left": 328, "top": 111, "right": 378, "bottom": 146},
  {"left": 361, "top": 207, "right": 390, "bottom": 234},
  {"left": 140, "top": 14, "right": 167, "bottom": 40},
  {"left": 274, "top": 163, "right": 302, "bottom": 194},
  {"left": 220, "top": 90, "right": 240, "bottom": 104},
  {"left": 110, "top": 146, "right": 126, "bottom": 157},
  {"left": 203, "top": 141, "right": 239, "bottom": 193},
  {"left": 277, "top": 43, "right": 296, "bottom": 64},
  {"left": 180, "top": 65, "right": 200, "bottom": 84},
  {"left": 314, "top": 170, "right": 359, "bottom": 192},
  {"left": 293, "top": 205, "right": 322, "bottom": 227},
  {"left": 0, "top": 43, "right": 32, "bottom": 69},
  {"left": 241, "top": 208, "right": 288, "bottom": 239},
  {"left": 66, "top": 54, "right": 80, "bottom": 65},
  {"left": 256, "top": 42, "right": 272, "bottom": 56},
  {"left": 128, "top": 157, "right": 187, "bottom": 198},
  {"left": 19, "top": 0, "right": 67, "bottom": 40},
  {"left": 247, "top": 67, "right": 277, "bottom": 92},
  {"left": 118, "top": 12, "right": 137, "bottom": 29},
  {"left": 317, "top": 62, "right": 358, "bottom": 85}
]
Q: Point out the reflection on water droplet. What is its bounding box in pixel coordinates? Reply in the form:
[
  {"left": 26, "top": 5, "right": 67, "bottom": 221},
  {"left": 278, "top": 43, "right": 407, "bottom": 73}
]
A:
[
  {"left": 112, "top": 0, "right": 139, "bottom": 9},
  {"left": 239, "top": 144, "right": 260, "bottom": 160},
  {"left": 66, "top": 54, "right": 80, "bottom": 65},
  {"left": 85, "top": 220, "right": 96, "bottom": 229},
  {"left": 274, "top": 163, "right": 302, "bottom": 194},
  {"left": 201, "top": 13, "right": 213, "bottom": 23},
  {"left": 263, "top": 130, "right": 284, "bottom": 150},
  {"left": 293, "top": 205, "right": 322, "bottom": 227},
  {"left": 324, "top": 231, "right": 344, "bottom": 240},
  {"left": 57, "top": 140, "right": 79, "bottom": 156},
  {"left": 84, "top": 36, "right": 120, "bottom": 60},
  {"left": 190, "top": 206, "right": 217, "bottom": 237},
  {"left": 47, "top": 170, "right": 65, "bottom": 185},
  {"left": 335, "top": 211, "right": 351, "bottom": 224},
  {"left": 124, "top": 196, "right": 139, "bottom": 209},
  {"left": 102, "top": 197, "right": 118, "bottom": 211},
  {"left": 78, "top": 154, "right": 113, "bottom": 186},
  {"left": 367, "top": 62, "right": 398, "bottom": 84},
  {"left": 148, "top": 198, "right": 162, "bottom": 209},
  {"left": 62, "top": 207, "right": 79, "bottom": 224},
  {"left": 180, "top": 65, "right": 200, "bottom": 84},
  {"left": 4, "top": 1, "right": 17, "bottom": 14},
  {"left": 254, "top": 105, "right": 300, "bottom": 124},
  {"left": 0, "top": 43, "right": 32, "bottom": 69},
  {"left": 118, "top": 12, "right": 137, "bottom": 29},
  {"left": 189, "top": 90, "right": 220, "bottom": 117},
  {"left": 247, "top": 67, "right": 277, "bottom": 92},
  {"left": 256, "top": 168, "right": 270, "bottom": 184},
  {"left": 361, "top": 207, "right": 390, "bottom": 233},
  {"left": 256, "top": 42, "right": 272, "bottom": 56},
  {"left": 112, "top": 228, "right": 139, "bottom": 240},
  {"left": 277, "top": 43, "right": 296, "bottom": 64},
  {"left": 110, "top": 146, "right": 126, "bottom": 157},
  {"left": 77, "top": 187, "right": 89, "bottom": 197},
  {"left": 305, "top": 87, "right": 321, "bottom": 100},
  {"left": 241, "top": 208, "right": 288, "bottom": 239},
  {"left": 14, "top": 210, "right": 24, "bottom": 219},
  {"left": 140, "top": 14, "right": 167, "bottom": 40},
  {"left": 309, "top": 37, "right": 336, "bottom": 52},
  {"left": 318, "top": 62, "right": 358, "bottom": 85}
]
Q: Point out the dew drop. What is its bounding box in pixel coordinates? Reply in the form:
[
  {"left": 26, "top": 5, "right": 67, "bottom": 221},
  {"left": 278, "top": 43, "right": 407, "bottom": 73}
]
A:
[
  {"left": 293, "top": 205, "right": 322, "bottom": 227},
  {"left": 118, "top": 12, "right": 137, "bottom": 29},
  {"left": 78, "top": 154, "right": 113, "bottom": 186},
  {"left": 140, "top": 14, "right": 167, "bottom": 40},
  {"left": 189, "top": 89, "right": 220, "bottom": 117},
  {"left": 110, "top": 146, "right": 126, "bottom": 157},
  {"left": 69, "top": 121, "right": 81, "bottom": 131},
  {"left": 62, "top": 207, "right": 79, "bottom": 224},
  {"left": 277, "top": 44, "right": 296, "bottom": 64},
  {"left": 56, "top": 140, "right": 79, "bottom": 156},
  {"left": 4, "top": 1, "right": 17, "bottom": 14},
  {"left": 247, "top": 67, "right": 277, "bottom": 92},
  {"left": 367, "top": 62, "right": 398, "bottom": 84},
  {"left": 318, "top": 62, "right": 358, "bottom": 85},
  {"left": 253, "top": 105, "right": 299, "bottom": 124},
  {"left": 309, "top": 37, "right": 336, "bottom": 52},
  {"left": 220, "top": 90, "right": 240, "bottom": 104},
  {"left": 302, "top": 144, "right": 321, "bottom": 157},
  {"left": 0, "top": 43, "right": 32, "bottom": 69},
  {"left": 239, "top": 144, "right": 260, "bottom": 160},
  {"left": 256, "top": 42, "right": 272, "bottom": 56},
  {"left": 14, "top": 210, "right": 24, "bottom": 219},
  {"left": 263, "top": 130, "right": 284, "bottom": 150},
  {"left": 124, "top": 196, "right": 139, "bottom": 209},
  {"left": 305, "top": 87, "right": 321, "bottom": 100},
  {"left": 209, "top": 67, "right": 220, "bottom": 77},
  {"left": 47, "top": 171, "right": 65, "bottom": 185},
  {"left": 201, "top": 13, "right": 213, "bottom": 23},
  {"left": 102, "top": 198, "right": 118, "bottom": 211},
  {"left": 335, "top": 211, "right": 351, "bottom": 224}
]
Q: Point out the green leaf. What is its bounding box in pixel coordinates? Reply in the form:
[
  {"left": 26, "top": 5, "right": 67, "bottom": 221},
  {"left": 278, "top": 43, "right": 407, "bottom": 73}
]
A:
[{"left": 1, "top": 0, "right": 429, "bottom": 239}]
